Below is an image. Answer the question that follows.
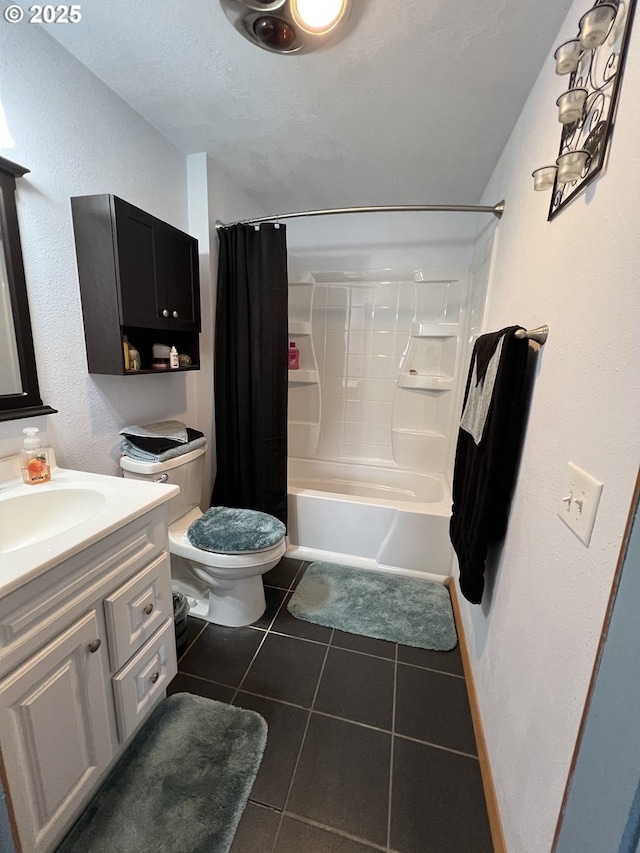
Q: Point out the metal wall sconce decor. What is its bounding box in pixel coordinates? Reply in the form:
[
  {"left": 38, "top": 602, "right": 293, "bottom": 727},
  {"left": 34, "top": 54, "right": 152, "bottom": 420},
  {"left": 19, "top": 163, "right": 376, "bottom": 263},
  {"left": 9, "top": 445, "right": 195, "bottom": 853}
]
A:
[{"left": 532, "top": 0, "right": 637, "bottom": 219}]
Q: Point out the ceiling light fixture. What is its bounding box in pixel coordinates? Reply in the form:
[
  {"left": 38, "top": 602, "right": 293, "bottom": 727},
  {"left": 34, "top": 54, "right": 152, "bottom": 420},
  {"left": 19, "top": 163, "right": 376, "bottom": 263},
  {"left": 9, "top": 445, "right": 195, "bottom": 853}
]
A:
[
  {"left": 290, "top": 0, "right": 348, "bottom": 34},
  {"left": 219, "top": 0, "right": 352, "bottom": 54}
]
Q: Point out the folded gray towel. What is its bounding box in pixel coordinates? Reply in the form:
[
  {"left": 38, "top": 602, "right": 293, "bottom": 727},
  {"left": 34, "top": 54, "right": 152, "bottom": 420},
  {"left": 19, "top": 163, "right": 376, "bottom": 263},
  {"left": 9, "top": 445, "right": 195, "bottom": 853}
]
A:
[
  {"left": 120, "top": 434, "right": 206, "bottom": 464},
  {"left": 119, "top": 420, "right": 189, "bottom": 443}
]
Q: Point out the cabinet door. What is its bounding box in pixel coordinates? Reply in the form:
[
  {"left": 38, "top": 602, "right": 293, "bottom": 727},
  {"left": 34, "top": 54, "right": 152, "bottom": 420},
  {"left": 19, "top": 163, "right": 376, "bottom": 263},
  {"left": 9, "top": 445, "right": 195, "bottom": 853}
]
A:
[
  {"left": 160, "top": 222, "right": 201, "bottom": 332},
  {"left": 113, "top": 196, "right": 164, "bottom": 329},
  {"left": 0, "top": 610, "right": 114, "bottom": 853}
]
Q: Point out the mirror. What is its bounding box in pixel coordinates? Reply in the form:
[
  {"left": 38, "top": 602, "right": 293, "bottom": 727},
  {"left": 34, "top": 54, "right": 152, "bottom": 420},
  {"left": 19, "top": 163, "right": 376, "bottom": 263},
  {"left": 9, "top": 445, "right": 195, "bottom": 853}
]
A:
[{"left": 0, "top": 156, "right": 56, "bottom": 422}]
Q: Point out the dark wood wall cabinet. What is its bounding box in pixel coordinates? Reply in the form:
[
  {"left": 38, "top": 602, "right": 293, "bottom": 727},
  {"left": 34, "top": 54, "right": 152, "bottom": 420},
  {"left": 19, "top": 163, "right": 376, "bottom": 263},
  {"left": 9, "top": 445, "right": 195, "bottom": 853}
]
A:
[{"left": 71, "top": 194, "right": 201, "bottom": 375}]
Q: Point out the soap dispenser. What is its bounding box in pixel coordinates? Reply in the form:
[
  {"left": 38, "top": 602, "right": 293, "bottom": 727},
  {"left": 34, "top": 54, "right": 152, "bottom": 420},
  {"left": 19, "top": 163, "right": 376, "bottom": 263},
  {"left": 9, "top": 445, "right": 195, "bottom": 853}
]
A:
[{"left": 20, "top": 428, "right": 52, "bottom": 485}]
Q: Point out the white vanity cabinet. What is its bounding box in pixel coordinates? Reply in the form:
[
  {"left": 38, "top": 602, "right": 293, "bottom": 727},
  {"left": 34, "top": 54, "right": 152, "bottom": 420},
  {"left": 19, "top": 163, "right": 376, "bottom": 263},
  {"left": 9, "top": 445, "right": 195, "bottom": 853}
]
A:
[{"left": 0, "top": 506, "right": 178, "bottom": 853}]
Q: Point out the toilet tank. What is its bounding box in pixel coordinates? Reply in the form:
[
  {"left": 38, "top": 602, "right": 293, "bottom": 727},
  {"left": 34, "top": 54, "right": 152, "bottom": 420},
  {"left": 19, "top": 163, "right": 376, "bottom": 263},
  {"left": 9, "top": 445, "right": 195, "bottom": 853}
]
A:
[{"left": 120, "top": 445, "right": 207, "bottom": 525}]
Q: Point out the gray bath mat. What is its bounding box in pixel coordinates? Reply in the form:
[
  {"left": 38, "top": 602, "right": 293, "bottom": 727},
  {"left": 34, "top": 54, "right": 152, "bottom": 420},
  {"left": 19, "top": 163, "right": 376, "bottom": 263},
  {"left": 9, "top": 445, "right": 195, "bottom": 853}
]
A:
[
  {"left": 56, "top": 693, "right": 267, "bottom": 853},
  {"left": 288, "top": 562, "right": 457, "bottom": 651}
]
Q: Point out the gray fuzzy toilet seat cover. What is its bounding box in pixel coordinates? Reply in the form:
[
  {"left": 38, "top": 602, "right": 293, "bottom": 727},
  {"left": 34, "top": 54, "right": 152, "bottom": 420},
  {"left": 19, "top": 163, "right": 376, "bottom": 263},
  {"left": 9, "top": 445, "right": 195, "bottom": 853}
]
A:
[{"left": 187, "top": 507, "right": 286, "bottom": 554}]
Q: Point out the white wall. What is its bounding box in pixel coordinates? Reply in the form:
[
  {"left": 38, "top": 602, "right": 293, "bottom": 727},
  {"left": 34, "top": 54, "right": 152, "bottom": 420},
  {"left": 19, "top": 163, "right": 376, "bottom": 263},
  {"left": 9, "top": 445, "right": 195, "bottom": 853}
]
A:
[
  {"left": 0, "top": 24, "right": 193, "bottom": 472},
  {"left": 0, "top": 27, "right": 262, "bottom": 490},
  {"left": 457, "top": 3, "right": 640, "bottom": 851},
  {"left": 286, "top": 211, "right": 477, "bottom": 274}
]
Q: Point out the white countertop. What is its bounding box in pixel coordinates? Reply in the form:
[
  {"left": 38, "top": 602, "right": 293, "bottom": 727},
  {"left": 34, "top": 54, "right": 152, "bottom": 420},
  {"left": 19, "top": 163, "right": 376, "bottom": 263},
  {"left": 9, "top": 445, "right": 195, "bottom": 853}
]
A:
[{"left": 0, "top": 454, "right": 178, "bottom": 598}]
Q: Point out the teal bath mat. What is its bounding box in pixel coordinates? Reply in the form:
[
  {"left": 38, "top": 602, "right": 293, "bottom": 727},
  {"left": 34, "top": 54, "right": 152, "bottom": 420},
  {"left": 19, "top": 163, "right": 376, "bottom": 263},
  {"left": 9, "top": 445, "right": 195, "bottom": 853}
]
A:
[
  {"left": 56, "top": 693, "right": 267, "bottom": 853},
  {"left": 288, "top": 562, "right": 457, "bottom": 651}
]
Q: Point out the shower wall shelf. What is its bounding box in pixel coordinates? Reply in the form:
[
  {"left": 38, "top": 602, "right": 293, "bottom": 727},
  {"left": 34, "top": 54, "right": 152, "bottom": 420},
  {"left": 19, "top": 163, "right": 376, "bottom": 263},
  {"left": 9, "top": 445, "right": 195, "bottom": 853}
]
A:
[
  {"left": 411, "top": 323, "right": 460, "bottom": 337},
  {"left": 288, "top": 370, "right": 319, "bottom": 384},
  {"left": 392, "top": 426, "right": 447, "bottom": 439},
  {"left": 397, "top": 374, "right": 455, "bottom": 390},
  {"left": 400, "top": 333, "right": 458, "bottom": 390},
  {"left": 391, "top": 273, "right": 467, "bottom": 471},
  {"left": 288, "top": 273, "right": 321, "bottom": 458},
  {"left": 288, "top": 321, "right": 312, "bottom": 335}
]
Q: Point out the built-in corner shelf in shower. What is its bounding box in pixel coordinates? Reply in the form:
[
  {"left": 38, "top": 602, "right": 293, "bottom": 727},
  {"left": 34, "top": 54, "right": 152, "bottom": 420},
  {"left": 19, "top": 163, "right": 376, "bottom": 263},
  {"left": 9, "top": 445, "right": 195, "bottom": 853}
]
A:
[
  {"left": 288, "top": 273, "right": 321, "bottom": 457},
  {"left": 392, "top": 308, "right": 463, "bottom": 470},
  {"left": 397, "top": 373, "right": 454, "bottom": 391},
  {"left": 288, "top": 321, "right": 312, "bottom": 336},
  {"left": 400, "top": 330, "right": 458, "bottom": 389},
  {"left": 288, "top": 369, "right": 319, "bottom": 384}
]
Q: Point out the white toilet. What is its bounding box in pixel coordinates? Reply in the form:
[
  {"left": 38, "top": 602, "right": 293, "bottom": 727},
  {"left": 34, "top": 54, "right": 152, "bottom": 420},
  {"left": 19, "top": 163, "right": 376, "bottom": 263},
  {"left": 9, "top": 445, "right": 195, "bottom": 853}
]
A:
[{"left": 120, "top": 445, "right": 286, "bottom": 627}]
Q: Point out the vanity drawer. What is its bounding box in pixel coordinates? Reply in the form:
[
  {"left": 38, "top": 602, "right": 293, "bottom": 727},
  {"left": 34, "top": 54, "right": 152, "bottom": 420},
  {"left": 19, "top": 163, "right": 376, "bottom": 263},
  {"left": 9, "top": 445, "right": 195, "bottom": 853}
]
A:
[
  {"left": 103, "top": 553, "right": 173, "bottom": 671},
  {"left": 112, "top": 618, "right": 177, "bottom": 742}
]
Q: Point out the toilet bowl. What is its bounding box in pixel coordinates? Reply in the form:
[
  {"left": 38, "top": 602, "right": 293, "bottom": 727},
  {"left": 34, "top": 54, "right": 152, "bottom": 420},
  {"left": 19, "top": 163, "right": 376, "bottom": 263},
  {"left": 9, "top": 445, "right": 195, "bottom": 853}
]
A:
[
  {"left": 169, "top": 506, "right": 286, "bottom": 626},
  {"left": 120, "top": 444, "right": 287, "bottom": 627}
]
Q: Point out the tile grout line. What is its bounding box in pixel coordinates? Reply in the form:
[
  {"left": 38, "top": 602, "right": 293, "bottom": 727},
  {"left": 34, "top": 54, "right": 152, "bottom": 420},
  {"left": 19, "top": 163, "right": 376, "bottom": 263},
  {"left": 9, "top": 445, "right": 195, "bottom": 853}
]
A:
[
  {"left": 230, "top": 563, "right": 303, "bottom": 704},
  {"left": 280, "top": 812, "right": 386, "bottom": 852},
  {"left": 229, "top": 689, "right": 479, "bottom": 759},
  {"left": 269, "top": 627, "right": 335, "bottom": 853},
  {"left": 177, "top": 620, "right": 208, "bottom": 663},
  {"left": 186, "top": 616, "right": 464, "bottom": 681},
  {"left": 240, "top": 564, "right": 307, "bottom": 819},
  {"left": 261, "top": 587, "right": 289, "bottom": 632},
  {"left": 262, "top": 624, "right": 464, "bottom": 675},
  {"left": 230, "top": 628, "right": 272, "bottom": 704},
  {"left": 175, "top": 671, "right": 236, "bottom": 691},
  {"left": 260, "top": 626, "right": 332, "bottom": 647},
  {"left": 394, "top": 732, "right": 480, "bottom": 760},
  {"left": 387, "top": 642, "right": 398, "bottom": 852},
  {"left": 397, "top": 660, "right": 465, "bottom": 679},
  {"left": 255, "top": 604, "right": 465, "bottom": 678}
]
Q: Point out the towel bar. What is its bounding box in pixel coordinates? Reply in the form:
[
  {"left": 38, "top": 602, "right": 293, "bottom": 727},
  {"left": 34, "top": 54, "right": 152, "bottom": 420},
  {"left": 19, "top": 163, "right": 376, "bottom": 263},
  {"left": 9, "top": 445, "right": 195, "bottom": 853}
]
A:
[{"left": 515, "top": 324, "right": 549, "bottom": 345}]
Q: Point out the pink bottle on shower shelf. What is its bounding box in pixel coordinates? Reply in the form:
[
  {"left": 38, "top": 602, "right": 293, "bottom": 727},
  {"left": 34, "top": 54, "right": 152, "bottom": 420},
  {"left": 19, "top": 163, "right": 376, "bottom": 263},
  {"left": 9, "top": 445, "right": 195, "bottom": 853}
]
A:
[{"left": 288, "top": 341, "right": 300, "bottom": 370}]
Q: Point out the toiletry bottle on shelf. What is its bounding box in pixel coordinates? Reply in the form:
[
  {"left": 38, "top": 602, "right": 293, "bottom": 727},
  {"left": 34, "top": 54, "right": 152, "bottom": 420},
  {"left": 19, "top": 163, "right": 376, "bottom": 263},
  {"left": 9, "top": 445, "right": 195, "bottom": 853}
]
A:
[
  {"left": 20, "top": 428, "right": 51, "bottom": 485},
  {"left": 170, "top": 346, "right": 179, "bottom": 369},
  {"left": 128, "top": 341, "right": 141, "bottom": 371},
  {"left": 288, "top": 341, "right": 300, "bottom": 370},
  {"left": 122, "top": 335, "right": 130, "bottom": 371}
]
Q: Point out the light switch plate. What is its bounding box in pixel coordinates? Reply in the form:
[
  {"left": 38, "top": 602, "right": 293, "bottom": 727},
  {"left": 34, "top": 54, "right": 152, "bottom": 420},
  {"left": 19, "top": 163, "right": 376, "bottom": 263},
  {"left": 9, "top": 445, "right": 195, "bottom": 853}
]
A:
[{"left": 557, "top": 462, "right": 603, "bottom": 545}]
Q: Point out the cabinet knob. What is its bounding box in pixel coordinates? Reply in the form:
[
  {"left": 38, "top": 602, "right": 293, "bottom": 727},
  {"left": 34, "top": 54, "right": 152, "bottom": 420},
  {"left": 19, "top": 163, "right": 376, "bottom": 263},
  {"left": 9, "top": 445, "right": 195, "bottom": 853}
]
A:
[
  {"left": 162, "top": 309, "right": 170, "bottom": 318},
  {"left": 172, "top": 310, "right": 179, "bottom": 319},
  {"left": 150, "top": 671, "right": 160, "bottom": 684},
  {"left": 88, "top": 639, "right": 101, "bottom": 654},
  {"left": 143, "top": 602, "right": 154, "bottom": 616}
]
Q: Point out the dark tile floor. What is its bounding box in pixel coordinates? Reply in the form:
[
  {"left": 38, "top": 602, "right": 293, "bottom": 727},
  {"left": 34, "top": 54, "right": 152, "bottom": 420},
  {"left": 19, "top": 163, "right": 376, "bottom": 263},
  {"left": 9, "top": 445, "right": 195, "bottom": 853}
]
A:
[{"left": 167, "top": 558, "right": 493, "bottom": 853}]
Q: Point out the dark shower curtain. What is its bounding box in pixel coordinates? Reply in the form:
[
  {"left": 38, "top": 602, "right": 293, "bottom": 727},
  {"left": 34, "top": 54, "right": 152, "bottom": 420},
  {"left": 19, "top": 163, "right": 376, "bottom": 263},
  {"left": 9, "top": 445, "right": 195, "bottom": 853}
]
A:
[{"left": 210, "top": 223, "right": 289, "bottom": 526}]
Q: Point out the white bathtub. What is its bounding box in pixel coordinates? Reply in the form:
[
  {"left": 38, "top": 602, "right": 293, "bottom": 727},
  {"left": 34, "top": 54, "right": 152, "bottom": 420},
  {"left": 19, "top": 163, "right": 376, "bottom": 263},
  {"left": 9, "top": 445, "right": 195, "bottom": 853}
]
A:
[{"left": 287, "top": 458, "right": 454, "bottom": 580}]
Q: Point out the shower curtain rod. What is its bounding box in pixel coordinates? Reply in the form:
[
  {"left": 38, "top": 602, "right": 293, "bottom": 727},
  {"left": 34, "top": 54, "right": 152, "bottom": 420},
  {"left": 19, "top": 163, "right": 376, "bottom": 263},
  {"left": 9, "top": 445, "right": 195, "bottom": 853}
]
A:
[{"left": 215, "top": 200, "right": 505, "bottom": 228}]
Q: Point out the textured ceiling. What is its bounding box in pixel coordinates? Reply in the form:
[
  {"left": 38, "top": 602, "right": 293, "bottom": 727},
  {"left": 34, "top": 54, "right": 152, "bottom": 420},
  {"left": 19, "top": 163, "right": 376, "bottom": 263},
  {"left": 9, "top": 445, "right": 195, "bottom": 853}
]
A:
[{"left": 46, "top": 0, "right": 574, "bottom": 214}]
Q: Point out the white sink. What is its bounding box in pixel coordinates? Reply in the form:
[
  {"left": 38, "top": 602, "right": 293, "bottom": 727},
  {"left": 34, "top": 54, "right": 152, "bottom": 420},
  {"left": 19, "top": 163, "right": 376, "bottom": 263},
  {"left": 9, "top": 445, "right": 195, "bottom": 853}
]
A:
[
  {"left": 0, "top": 451, "right": 179, "bottom": 597},
  {"left": 0, "top": 487, "right": 108, "bottom": 554}
]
